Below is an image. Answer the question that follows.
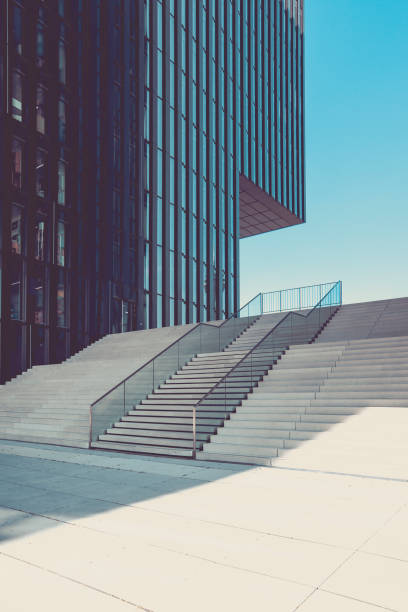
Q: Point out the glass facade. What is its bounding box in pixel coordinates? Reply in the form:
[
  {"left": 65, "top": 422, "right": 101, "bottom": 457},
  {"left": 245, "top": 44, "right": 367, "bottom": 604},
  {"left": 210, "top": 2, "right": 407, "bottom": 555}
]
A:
[
  {"left": 0, "top": 0, "right": 304, "bottom": 383},
  {"left": 143, "top": 0, "right": 304, "bottom": 326}
]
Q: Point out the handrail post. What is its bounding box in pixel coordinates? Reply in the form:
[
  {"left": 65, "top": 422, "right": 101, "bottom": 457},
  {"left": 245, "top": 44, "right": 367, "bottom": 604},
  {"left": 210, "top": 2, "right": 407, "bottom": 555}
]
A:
[
  {"left": 193, "top": 403, "right": 196, "bottom": 459},
  {"left": 89, "top": 405, "right": 92, "bottom": 448}
]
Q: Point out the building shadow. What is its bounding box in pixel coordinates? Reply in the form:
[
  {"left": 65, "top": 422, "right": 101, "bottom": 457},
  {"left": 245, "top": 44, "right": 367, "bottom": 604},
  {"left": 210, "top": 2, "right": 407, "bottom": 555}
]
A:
[{"left": 0, "top": 442, "right": 253, "bottom": 544}]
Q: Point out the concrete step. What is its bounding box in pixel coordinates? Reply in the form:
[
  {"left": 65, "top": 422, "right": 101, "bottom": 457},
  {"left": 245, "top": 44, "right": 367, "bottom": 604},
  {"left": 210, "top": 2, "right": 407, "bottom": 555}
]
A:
[
  {"left": 140, "top": 398, "right": 239, "bottom": 407},
  {"left": 312, "top": 398, "right": 408, "bottom": 407},
  {"left": 213, "top": 429, "right": 319, "bottom": 442},
  {"left": 128, "top": 409, "right": 233, "bottom": 418},
  {"left": 0, "top": 412, "right": 89, "bottom": 421},
  {"left": 316, "top": 391, "right": 408, "bottom": 398},
  {"left": 250, "top": 392, "right": 316, "bottom": 399},
  {"left": 196, "top": 450, "right": 274, "bottom": 465},
  {"left": 159, "top": 383, "right": 252, "bottom": 391},
  {"left": 115, "top": 421, "right": 216, "bottom": 434},
  {"left": 98, "top": 434, "right": 202, "bottom": 449},
  {"left": 105, "top": 428, "right": 210, "bottom": 442},
  {"left": 320, "top": 384, "right": 408, "bottom": 392},
  {"left": 91, "top": 440, "right": 194, "bottom": 457},
  {"left": 0, "top": 430, "right": 88, "bottom": 444},
  {"left": 123, "top": 416, "right": 224, "bottom": 426},
  {"left": 148, "top": 392, "right": 247, "bottom": 400},
  {"left": 229, "top": 413, "right": 345, "bottom": 424},
  {"left": 201, "top": 442, "right": 280, "bottom": 456},
  {"left": 238, "top": 405, "right": 357, "bottom": 415},
  {"left": 210, "top": 435, "right": 286, "bottom": 448}
]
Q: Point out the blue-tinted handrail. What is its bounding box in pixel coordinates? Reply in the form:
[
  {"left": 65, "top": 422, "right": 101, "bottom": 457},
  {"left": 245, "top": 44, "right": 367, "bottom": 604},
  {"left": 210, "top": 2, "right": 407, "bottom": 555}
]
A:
[
  {"left": 248, "top": 281, "right": 342, "bottom": 315},
  {"left": 192, "top": 281, "right": 342, "bottom": 457}
]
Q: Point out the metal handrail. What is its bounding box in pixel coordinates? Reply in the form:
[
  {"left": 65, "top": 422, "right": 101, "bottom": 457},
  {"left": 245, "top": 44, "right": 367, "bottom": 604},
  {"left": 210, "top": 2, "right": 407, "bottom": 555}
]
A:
[
  {"left": 239, "top": 292, "right": 262, "bottom": 313},
  {"left": 259, "top": 281, "right": 340, "bottom": 314},
  {"left": 192, "top": 281, "right": 342, "bottom": 457},
  {"left": 89, "top": 292, "right": 263, "bottom": 444},
  {"left": 90, "top": 293, "right": 264, "bottom": 409}
]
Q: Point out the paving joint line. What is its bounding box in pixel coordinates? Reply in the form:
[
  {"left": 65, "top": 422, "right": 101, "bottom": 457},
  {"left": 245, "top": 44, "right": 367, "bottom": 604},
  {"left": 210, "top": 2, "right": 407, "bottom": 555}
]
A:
[
  {"left": 0, "top": 550, "right": 154, "bottom": 612},
  {"left": 292, "top": 501, "right": 408, "bottom": 611}
]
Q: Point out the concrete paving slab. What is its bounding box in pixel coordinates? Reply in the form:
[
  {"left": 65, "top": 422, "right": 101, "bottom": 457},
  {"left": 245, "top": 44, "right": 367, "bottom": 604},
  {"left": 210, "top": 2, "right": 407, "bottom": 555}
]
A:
[
  {"left": 0, "top": 555, "right": 139, "bottom": 612},
  {"left": 362, "top": 505, "right": 408, "bottom": 562},
  {"left": 273, "top": 406, "right": 408, "bottom": 480},
  {"left": 322, "top": 552, "right": 408, "bottom": 611},
  {"left": 296, "top": 589, "right": 392, "bottom": 611},
  {"left": 0, "top": 440, "right": 407, "bottom": 612}
]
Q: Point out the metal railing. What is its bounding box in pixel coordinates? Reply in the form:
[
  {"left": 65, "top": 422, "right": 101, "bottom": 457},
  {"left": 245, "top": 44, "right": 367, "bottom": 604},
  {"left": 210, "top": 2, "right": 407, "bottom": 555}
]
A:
[
  {"left": 241, "top": 281, "right": 342, "bottom": 316},
  {"left": 89, "top": 292, "right": 262, "bottom": 445},
  {"left": 192, "top": 281, "right": 342, "bottom": 457}
]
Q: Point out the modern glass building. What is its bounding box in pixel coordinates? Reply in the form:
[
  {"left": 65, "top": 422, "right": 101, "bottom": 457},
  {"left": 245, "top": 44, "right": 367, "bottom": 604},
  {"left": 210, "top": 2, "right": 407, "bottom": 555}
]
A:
[{"left": 0, "top": 0, "right": 304, "bottom": 383}]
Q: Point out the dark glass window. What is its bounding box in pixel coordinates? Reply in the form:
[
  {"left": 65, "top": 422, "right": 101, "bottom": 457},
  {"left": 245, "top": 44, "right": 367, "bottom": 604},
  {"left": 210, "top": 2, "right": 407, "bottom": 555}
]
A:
[
  {"left": 35, "top": 149, "right": 47, "bottom": 198},
  {"left": 144, "top": 242, "right": 149, "bottom": 290},
  {"left": 36, "top": 21, "right": 45, "bottom": 68},
  {"left": 58, "top": 0, "right": 64, "bottom": 18},
  {"left": 58, "top": 98, "right": 66, "bottom": 142},
  {"left": 34, "top": 212, "right": 46, "bottom": 261},
  {"left": 56, "top": 222, "right": 65, "bottom": 266},
  {"left": 10, "top": 258, "right": 23, "bottom": 320},
  {"left": 31, "top": 276, "right": 44, "bottom": 324},
  {"left": 11, "top": 139, "right": 23, "bottom": 190},
  {"left": 156, "top": 294, "right": 162, "bottom": 328},
  {"left": 11, "top": 71, "right": 23, "bottom": 122},
  {"left": 57, "top": 161, "right": 66, "bottom": 205},
  {"left": 11, "top": 204, "right": 24, "bottom": 255},
  {"left": 58, "top": 41, "right": 66, "bottom": 83},
  {"left": 12, "top": 3, "right": 23, "bottom": 55},
  {"left": 56, "top": 270, "right": 66, "bottom": 327},
  {"left": 36, "top": 85, "right": 46, "bottom": 134}
]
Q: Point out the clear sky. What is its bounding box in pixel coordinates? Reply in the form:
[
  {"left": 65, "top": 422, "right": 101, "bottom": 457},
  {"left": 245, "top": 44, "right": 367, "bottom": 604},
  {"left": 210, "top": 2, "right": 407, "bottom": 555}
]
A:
[{"left": 240, "top": 0, "right": 408, "bottom": 306}]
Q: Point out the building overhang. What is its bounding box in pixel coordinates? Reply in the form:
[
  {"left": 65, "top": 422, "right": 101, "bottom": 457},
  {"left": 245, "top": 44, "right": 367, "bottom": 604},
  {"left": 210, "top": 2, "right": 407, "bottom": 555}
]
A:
[{"left": 239, "top": 174, "right": 303, "bottom": 238}]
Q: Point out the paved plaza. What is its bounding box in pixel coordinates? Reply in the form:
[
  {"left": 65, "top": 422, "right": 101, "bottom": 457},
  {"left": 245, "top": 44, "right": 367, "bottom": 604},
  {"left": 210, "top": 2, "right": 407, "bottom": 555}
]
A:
[{"left": 1, "top": 417, "right": 408, "bottom": 612}]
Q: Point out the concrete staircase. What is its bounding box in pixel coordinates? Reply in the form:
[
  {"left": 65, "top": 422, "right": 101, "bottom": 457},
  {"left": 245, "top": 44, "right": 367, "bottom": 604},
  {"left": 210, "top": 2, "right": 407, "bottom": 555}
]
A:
[
  {"left": 316, "top": 297, "right": 408, "bottom": 342},
  {"left": 0, "top": 323, "right": 210, "bottom": 448},
  {"left": 197, "top": 299, "right": 408, "bottom": 465},
  {"left": 91, "top": 313, "right": 289, "bottom": 456},
  {"left": 91, "top": 308, "right": 340, "bottom": 457}
]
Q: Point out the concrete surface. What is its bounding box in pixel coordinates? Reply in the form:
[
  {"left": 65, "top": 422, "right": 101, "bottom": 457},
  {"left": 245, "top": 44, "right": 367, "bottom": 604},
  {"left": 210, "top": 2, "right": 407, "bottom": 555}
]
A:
[{"left": 1, "top": 439, "right": 407, "bottom": 611}]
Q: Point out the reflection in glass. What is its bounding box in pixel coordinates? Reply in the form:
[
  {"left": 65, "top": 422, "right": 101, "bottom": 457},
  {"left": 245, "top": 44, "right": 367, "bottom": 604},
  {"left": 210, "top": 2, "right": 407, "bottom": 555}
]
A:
[
  {"left": 58, "top": 41, "right": 66, "bottom": 83},
  {"left": 11, "top": 71, "right": 23, "bottom": 122},
  {"left": 56, "top": 221, "right": 65, "bottom": 266},
  {"left": 10, "top": 259, "right": 22, "bottom": 320},
  {"left": 31, "top": 276, "right": 44, "bottom": 324},
  {"left": 11, "top": 139, "right": 23, "bottom": 189},
  {"left": 57, "top": 270, "right": 65, "bottom": 327},
  {"left": 36, "top": 149, "right": 47, "bottom": 197},
  {"left": 36, "top": 85, "right": 46, "bottom": 134},
  {"left": 58, "top": 98, "right": 66, "bottom": 142},
  {"left": 12, "top": 4, "right": 23, "bottom": 55},
  {"left": 34, "top": 213, "right": 46, "bottom": 261},
  {"left": 31, "top": 326, "right": 45, "bottom": 366},
  {"left": 36, "top": 22, "right": 45, "bottom": 68},
  {"left": 58, "top": 161, "right": 66, "bottom": 205},
  {"left": 157, "top": 294, "right": 162, "bottom": 328},
  {"left": 11, "top": 204, "right": 24, "bottom": 255}
]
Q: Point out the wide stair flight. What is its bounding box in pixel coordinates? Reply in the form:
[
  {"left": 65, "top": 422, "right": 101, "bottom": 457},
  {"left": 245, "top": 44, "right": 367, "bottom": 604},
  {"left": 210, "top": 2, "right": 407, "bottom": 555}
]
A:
[
  {"left": 91, "top": 313, "right": 290, "bottom": 456},
  {"left": 198, "top": 297, "right": 408, "bottom": 465}
]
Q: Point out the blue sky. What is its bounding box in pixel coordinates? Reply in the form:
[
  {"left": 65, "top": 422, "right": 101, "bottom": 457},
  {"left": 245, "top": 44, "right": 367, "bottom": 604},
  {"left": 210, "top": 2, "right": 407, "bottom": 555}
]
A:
[{"left": 240, "top": 0, "right": 408, "bottom": 306}]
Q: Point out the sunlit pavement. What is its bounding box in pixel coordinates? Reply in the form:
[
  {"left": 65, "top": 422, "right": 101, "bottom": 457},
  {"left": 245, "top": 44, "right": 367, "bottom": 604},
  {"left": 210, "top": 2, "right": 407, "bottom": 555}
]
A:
[{"left": 0, "top": 435, "right": 407, "bottom": 612}]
